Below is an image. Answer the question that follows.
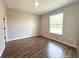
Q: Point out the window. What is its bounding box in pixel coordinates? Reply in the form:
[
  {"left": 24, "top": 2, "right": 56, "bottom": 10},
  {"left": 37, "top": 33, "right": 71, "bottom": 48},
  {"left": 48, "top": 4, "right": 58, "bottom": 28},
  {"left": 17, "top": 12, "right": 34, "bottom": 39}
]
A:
[{"left": 49, "top": 12, "right": 63, "bottom": 35}]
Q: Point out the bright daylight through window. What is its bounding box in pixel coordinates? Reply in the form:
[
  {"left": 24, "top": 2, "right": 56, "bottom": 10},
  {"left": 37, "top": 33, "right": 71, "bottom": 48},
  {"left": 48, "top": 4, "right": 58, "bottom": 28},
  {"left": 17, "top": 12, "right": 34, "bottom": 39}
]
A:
[{"left": 49, "top": 12, "right": 63, "bottom": 35}]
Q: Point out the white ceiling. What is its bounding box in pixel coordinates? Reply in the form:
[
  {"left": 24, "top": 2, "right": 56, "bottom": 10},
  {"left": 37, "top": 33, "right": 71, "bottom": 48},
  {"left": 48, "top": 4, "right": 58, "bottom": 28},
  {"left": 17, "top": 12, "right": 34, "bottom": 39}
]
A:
[{"left": 4, "top": 0, "right": 78, "bottom": 15}]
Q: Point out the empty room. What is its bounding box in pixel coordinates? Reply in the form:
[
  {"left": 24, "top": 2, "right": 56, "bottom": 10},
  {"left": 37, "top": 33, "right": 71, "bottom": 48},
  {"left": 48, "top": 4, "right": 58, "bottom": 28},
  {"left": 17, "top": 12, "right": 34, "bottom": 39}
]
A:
[{"left": 0, "top": 0, "right": 79, "bottom": 58}]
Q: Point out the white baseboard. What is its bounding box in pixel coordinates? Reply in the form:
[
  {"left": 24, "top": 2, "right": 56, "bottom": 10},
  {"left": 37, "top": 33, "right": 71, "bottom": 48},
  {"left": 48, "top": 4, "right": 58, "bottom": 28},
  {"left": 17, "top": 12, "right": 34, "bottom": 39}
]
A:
[
  {"left": 0, "top": 46, "right": 5, "bottom": 58},
  {"left": 41, "top": 34, "right": 77, "bottom": 48},
  {"left": 6, "top": 34, "right": 39, "bottom": 42},
  {"left": 6, "top": 34, "right": 77, "bottom": 48}
]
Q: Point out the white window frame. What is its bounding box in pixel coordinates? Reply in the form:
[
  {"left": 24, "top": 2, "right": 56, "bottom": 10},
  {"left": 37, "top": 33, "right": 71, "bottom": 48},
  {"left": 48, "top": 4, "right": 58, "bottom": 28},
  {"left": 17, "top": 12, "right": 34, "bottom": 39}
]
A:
[{"left": 49, "top": 12, "right": 63, "bottom": 35}]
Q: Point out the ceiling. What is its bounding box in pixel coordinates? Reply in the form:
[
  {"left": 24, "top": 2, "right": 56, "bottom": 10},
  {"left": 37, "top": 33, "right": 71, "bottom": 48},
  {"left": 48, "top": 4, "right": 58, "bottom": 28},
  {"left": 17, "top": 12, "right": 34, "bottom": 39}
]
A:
[{"left": 4, "top": 0, "right": 78, "bottom": 15}]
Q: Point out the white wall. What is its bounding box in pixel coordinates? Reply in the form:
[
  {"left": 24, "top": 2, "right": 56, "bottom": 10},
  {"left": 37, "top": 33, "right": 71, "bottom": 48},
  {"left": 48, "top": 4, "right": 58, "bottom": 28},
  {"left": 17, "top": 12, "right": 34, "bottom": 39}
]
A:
[
  {"left": 6, "top": 1, "right": 79, "bottom": 48},
  {"left": 0, "top": 0, "right": 6, "bottom": 57},
  {"left": 6, "top": 9, "right": 40, "bottom": 41},
  {"left": 40, "top": 2, "right": 79, "bottom": 48},
  {"left": 77, "top": 4, "right": 79, "bottom": 57}
]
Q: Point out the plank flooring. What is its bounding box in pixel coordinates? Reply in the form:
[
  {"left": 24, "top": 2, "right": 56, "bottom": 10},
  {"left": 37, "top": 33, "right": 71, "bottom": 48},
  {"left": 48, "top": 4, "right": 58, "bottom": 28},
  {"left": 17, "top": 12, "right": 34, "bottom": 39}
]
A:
[{"left": 2, "top": 35, "right": 76, "bottom": 58}]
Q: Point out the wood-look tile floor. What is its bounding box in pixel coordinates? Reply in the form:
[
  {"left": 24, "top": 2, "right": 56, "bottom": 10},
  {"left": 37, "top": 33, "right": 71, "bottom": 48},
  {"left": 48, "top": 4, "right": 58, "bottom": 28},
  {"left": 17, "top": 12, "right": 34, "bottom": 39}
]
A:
[{"left": 2, "top": 36, "right": 76, "bottom": 58}]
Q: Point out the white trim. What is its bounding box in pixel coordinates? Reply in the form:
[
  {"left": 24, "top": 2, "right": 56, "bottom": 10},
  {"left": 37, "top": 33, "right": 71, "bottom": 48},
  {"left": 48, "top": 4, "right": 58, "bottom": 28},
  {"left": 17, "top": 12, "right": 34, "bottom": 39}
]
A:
[
  {"left": 0, "top": 46, "right": 5, "bottom": 57},
  {"left": 6, "top": 34, "right": 77, "bottom": 48},
  {"left": 6, "top": 34, "right": 39, "bottom": 42},
  {"left": 41, "top": 34, "right": 77, "bottom": 48}
]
